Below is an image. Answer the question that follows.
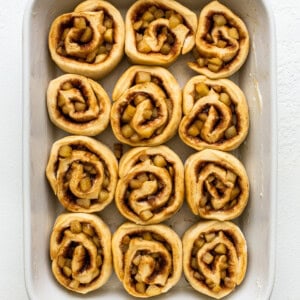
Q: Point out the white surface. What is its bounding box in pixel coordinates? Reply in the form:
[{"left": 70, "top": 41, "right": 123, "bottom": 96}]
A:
[{"left": 0, "top": 0, "right": 298, "bottom": 299}]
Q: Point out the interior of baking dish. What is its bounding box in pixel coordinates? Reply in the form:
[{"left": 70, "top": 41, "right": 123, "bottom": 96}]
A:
[{"left": 23, "top": 0, "right": 277, "bottom": 299}]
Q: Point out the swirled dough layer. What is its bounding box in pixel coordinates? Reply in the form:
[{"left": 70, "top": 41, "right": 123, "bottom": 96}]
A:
[
  {"left": 183, "top": 220, "right": 247, "bottom": 299},
  {"left": 112, "top": 222, "right": 182, "bottom": 298},
  {"left": 188, "top": 1, "right": 250, "bottom": 79},
  {"left": 111, "top": 65, "right": 182, "bottom": 146},
  {"left": 50, "top": 213, "right": 112, "bottom": 294},
  {"left": 115, "top": 146, "right": 184, "bottom": 224},
  {"left": 47, "top": 74, "right": 110, "bottom": 136},
  {"left": 125, "top": 0, "right": 197, "bottom": 66},
  {"left": 48, "top": 0, "right": 124, "bottom": 79},
  {"left": 185, "top": 149, "right": 249, "bottom": 220},
  {"left": 179, "top": 75, "right": 249, "bottom": 151},
  {"left": 46, "top": 136, "right": 118, "bottom": 213}
]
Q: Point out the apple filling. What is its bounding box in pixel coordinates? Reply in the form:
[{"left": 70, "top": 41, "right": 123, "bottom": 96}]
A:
[
  {"left": 56, "top": 79, "right": 100, "bottom": 119},
  {"left": 121, "top": 154, "right": 175, "bottom": 221},
  {"left": 56, "top": 13, "right": 115, "bottom": 64},
  {"left": 133, "top": 5, "right": 187, "bottom": 55},
  {"left": 57, "top": 144, "right": 111, "bottom": 209},
  {"left": 192, "top": 13, "right": 241, "bottom": 73},
  {"left": 190, "top": 231, "right": 236, "bottom": 292},
  {"left": 186, "top": 83, "right": 238, "bottom": 143},
  {"left": 120, "top": 231, "right": 173, "bottom": 296},
  {"left": 196, "top": 163, "right": 240, "bottom": 211},
  {"left": 56, "top": 221, "right": 104, "bottom": 289},
  {"left": 188, "top": 1, "right": 250, "bottom": 78}
]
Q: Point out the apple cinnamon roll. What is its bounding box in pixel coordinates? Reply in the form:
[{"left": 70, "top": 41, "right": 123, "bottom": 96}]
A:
[
  {"left": 50, "top": 213, "right": 112, "bottom": 294},
  {"left": 188, "top": 1, "right": 250, "bottom": 79},
  {"left": 47, "top": 74, "right": 111, "bottom": 136},
  {"left": 111, "top": 66, "right": 182, "bottom": 146},
  {"left": 179, "top": 75, "right": 249, "bottom": 151},
  {"left": 48, "top": 0, "right": 125, "bottom": 79},
  {"left": 185, "top": 149, "right": 249, "bottom": 221},
  {"left": 125, "top": 0, "right": 197, "bottom": 66},
  {"left": 112, "top": 222, "right": 182, "bottom": 298},
  {"left": 46, "top": 136, "right": 118, "bottom": 213},
  {"left": 115, "top": 146, "right": 184, "bottom": 224},
  {"left": 183, "top": 221, "right": 247, "bottom": 299}
]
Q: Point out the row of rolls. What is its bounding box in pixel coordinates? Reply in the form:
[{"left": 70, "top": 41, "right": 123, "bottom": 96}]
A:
[
  {"left": 47, "top": 0, "right": 251, "bottom": 299},
  {"left": 48, "top": 0, "right": 249, "bottom": 80},
  {"left": 50, "top": 214, "right": 247, "bottom": 299},
  {"left": 46, "top": 138, "right": 249, "bottom": 222},
  {"left": 47, "top": 66, "right": 249, "bottom": 151}
]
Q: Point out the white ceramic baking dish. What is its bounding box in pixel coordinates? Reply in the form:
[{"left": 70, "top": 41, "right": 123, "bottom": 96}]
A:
[{"left": 23, "top": 0, "right": 277, "bottom": 299}]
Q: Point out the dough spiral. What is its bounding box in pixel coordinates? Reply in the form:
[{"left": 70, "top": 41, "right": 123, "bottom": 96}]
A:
[
  {"left": 46, "top": 136, "right": 118, "bottom": 213},
  {"left": 125, "top": 0, "right": 197, "bottom": 66},
  {"left": 183, "top": 221, "right": 247, "bottom": 299},
  {"left": 112, "top": 222, "right": 182, "bottom": 298},
  {"left": 188, "top": 1, "right": 250, "bottom": 79},
  {"left": 185, "top": 149, "right": 249, "bottom": 221},
  {"left": 50, "top": 213, "right": 112, "bottom": 294},
  {"left": 179, "top": 75, "right": 249, "bottom": 151},
  {"left": 48, "top": 0, "right": 125, "bottom": 79},
  {"left": 47, "top": 74, "right": 110, "bottom": 136},
  {"left": 111, "top": 65, "right": 182, "bottom": 146},
  {"left": 115, "top": 146, "right": 184, "bottom": 224}
]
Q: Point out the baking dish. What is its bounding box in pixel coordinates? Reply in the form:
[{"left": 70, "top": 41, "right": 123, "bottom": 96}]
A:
[{"left": 23, "top": 0, "right": 277, "bottom": 299}]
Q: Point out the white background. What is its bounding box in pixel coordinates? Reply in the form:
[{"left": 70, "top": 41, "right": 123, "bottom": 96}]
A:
[{"left": 0, "top": 0, "right": 299, "bottom": 299}]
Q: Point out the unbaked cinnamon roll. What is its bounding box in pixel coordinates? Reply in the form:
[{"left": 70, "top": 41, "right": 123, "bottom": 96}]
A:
[
  {"left": 188, "top": 1, "right": 250, "bottom": 79},
  {"left": 48, "top": 0, "right": 125, "bottom": 79},
  {"left": 111, "top": 66, "right": 182, "bottom": 146},
  {"left": 112, "top": 222, "right": 182, "bottom": 298},
  {"left": 179, "top": 75, "right": 249, "bottom": 151},
  {"left": 125, "top": 0, "right": 197, "bottom": 66},
  {"left": 47, "top": 74, "right": 111, "bottom": 136},
  {"left": 115, "top": 146, "right": 184, "bottom": 224},
  {"left": 46, "top": 136, "right": 118, "bottom": 212},
  {"left": 185, "top": 149, "right": 249, "bottom": 221},
  {"left": 183, "top": 221, "right": 247, "bottom": 299},
  {"left": 50, "top": 213, "right": 112, "bottom": 294}
]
